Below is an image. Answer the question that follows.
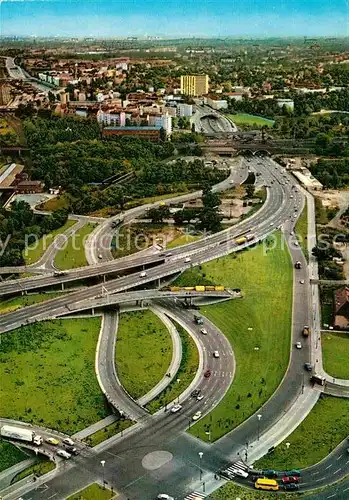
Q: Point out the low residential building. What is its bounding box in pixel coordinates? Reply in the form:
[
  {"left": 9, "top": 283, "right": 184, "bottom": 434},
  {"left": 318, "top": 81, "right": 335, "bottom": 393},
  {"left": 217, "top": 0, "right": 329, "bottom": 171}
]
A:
[
  {"left": 276, "top": 98, "right": 294, "bottom": 111},
  {"left": 178, "top": 103, "right": 193, "bottom": 117},
  {"left": 205, "top": 96, "right": 228, "bottom": 110},
  {"left": 334, "top": 287, "right": 349, "bottom": 330}
]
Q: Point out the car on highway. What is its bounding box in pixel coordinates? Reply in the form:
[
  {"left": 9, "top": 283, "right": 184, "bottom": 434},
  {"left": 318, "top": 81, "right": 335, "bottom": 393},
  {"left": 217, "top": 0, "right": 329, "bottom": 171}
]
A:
[
  {"left": 282, "top": 476, "right": 299, "bottom": 484},
  {"left": 283, "top": 483, "right": 299, "bottom": 491},
  {"left": 191, "top": 390, "right": 201, "bottom": 398},
  {"left": 284, "top": 469, "right": 301, "bottom": 477},
  {"left": 192, "top": 411, "right": 202, "bottom": 421},
  {"left": 45, "top": 437, "right": 59, "bottom": 446},
  {"left": 184, "top": 256, "right": 191, "bottom": 263},
  {"left": 261, "top": 469, "right": 278, "bottom": 478},
  {"left": 204, "top": 369, "right": 211, "bottom": 378},
  {"left": 62, "top": 437, "right": 75, "bottom": 446},
  {"left": 63, "top": 444, "right": 79, "bottom": 455},
  {"left": 200, "top": 328, "right": 208, "bottom": 335},
  {"left": 98, "top": 254, "right": 103, "bottom": 259},
  {"left": 295, "top": 342, "right": 302, "bottom": 349},
  {"left": 57, "top": 449, "right": 71, "bottom": 459},
  {"left": 213, "top": 351, "right": 220, "bottom": 358},
  {"left": 170, "top": 404, "right": 182, "bottom": 414},
  {"left": 304, "top": 363, "right": 313, "bottom": 372},
  {"left": 157, "top": 495, "right": 174, "bottom": 500},
  {"left": 196, "top": 393, "right": 204, "bottom": 401},
  {"left": 140, "top": 271, "right": 147, "bottom": 278}
]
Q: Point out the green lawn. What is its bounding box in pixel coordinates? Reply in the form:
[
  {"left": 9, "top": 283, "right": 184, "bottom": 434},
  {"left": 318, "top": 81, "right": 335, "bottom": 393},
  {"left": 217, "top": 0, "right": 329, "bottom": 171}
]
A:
[
  {"left": 67, "top": 483, "right": 116, "bottom": 500},
  {"left": 167, "top": 233, "right": 200, "bottom": 249},
  {"left": 228, "top": 113, "right": 275, "bottom": 127},
  {"left": 23, "top": 220, "right": 76, "bottom": 265},
  {"left": 83, "top": 419, "right": 134, "bottom": 447},
  {"left": 174, "top": 232, "right": 293, "bottom": 442},
  {"left": 0, "top": 293, "right": 64, "bottom": 315},
  {"left": 212, "top": 481, "right": 298, "bottom": 499},
  {"left": 295, "top": 200, "right": 308, "bottom": 260},
  {"left": 146, "top": 320, "right": 199, "bottom": 413},
  {"left": 255, "top": 396, "right": 349, "bottom": 470},
  {"left": 0, "top": 318, "right": 110, "bottom": 434},
  {"left": 37, "top": 193, "right": 73, "bottom": 212},
  {"left": 0, "top": 440, "right": 28, "bottom": 473},
  {"left": 116, "top": 310, "right": 172, "bottom": 400},
  {"left": 54, "top": 223, "right": 97, "bottom": 270},
  {"left": 12, "top": 459, "right": 55, "bottom": 484},
  {"left": 322, "top": 331, "right": 349, "bottom": 379}
]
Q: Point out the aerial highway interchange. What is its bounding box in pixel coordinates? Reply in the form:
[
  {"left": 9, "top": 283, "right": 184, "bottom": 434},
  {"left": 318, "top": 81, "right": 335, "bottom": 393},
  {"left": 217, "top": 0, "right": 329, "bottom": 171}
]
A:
[{"left": 0, "top": 154, "right": 349, "bottom": 500}]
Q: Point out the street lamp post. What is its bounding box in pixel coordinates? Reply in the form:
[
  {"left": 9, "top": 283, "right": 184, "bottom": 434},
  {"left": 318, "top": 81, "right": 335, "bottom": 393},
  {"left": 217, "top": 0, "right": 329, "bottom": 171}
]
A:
[
  {"left": 198, "top": 452, "right": 203, "bottom": 481},
  {"left": 257, "top": 414, "right": 262, "bottom": 441},
  {"left": 100, "top": 460, "right": 106, "bottom": 488},
  {"left": 285, "top": 442, "right": 291, "bottom": 470}
]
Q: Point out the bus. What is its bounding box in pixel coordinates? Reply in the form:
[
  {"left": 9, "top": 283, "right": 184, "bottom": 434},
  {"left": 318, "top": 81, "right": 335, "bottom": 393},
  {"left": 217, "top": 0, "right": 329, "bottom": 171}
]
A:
[{"left": 255, "top": 478, "right": 279, "bottom": 491}]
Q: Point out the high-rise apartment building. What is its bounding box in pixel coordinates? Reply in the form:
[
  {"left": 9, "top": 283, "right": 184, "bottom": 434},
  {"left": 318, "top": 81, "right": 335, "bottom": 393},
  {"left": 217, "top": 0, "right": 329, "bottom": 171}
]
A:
[{"left": 180, "top": 75, "right": 209, "bottom": 96}]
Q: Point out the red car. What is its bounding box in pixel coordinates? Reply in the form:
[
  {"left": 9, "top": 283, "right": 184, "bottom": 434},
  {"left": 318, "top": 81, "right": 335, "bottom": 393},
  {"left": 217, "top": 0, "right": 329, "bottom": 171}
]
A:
[
  {"left": 204, "top": 369, "right": 211, "bottom": 378},
  {"left": 282, "top": 476, "right": 299, "bottom": 484}
]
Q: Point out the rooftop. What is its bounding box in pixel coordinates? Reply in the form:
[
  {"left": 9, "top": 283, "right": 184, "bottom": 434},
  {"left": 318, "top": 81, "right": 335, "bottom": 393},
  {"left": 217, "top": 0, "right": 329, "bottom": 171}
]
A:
[{"left": 104, "top": 126, "right": 162, "bottom": 131}]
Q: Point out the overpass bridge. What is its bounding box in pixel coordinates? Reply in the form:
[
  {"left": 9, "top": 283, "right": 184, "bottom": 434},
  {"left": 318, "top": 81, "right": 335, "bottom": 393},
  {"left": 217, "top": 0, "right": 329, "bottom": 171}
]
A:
[{"left": 202, "top": 139, "right": 315, "bottom": 156}]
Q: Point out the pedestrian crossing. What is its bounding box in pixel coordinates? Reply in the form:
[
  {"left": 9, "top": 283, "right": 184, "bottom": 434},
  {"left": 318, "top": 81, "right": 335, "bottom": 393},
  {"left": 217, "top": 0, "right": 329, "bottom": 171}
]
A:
[
  {"left": 219, "top": 459, "right": 249, "bottom": 479},
  {"left": 183, "top": 492, "right": 206, "bottom": 500}
]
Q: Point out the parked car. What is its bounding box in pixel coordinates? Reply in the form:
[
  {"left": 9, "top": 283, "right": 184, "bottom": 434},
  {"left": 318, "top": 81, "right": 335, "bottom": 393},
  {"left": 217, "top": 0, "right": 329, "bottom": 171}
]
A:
[
  {"left": 284, "top": 469, "right": 301, "bottom": 477},
  {"left": 261, "top": 469, "right": 278, "bottom": 478},
  {"left": 204, "top": 369, "right": 211, "bottom": 378}
]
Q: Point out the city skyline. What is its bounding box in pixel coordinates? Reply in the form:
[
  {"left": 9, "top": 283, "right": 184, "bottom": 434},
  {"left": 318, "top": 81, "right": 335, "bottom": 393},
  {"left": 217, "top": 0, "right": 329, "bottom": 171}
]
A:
[{"left": 1, "top": 0, "right": 349, "bottom": 38}]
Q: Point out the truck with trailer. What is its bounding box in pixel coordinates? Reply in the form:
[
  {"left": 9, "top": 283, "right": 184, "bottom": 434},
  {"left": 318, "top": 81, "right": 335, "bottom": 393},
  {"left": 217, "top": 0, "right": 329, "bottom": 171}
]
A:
[
  {"left": 0, "top": 425, "right": 43, "bottom": 446},
  {"left": 311, "top": 374, "right": 326, "bottom": 386}
]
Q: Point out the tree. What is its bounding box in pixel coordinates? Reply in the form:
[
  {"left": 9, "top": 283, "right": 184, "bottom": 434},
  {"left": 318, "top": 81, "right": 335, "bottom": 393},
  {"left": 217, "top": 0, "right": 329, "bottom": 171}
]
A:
[
  {"left": 147, "top": 205, "right": 170, "bottom": 223},
  {"left": 245, "top": 184, "right": 255, "bottom": 198}
]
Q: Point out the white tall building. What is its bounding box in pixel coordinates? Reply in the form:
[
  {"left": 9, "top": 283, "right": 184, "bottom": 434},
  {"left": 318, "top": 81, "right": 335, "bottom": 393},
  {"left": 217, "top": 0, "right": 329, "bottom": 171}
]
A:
[
  {"left": 152, "top": 113, "right": 172, "bottom": 135},
  {"left": 97, "top": 109, "right": 120, "bottom": 126}
]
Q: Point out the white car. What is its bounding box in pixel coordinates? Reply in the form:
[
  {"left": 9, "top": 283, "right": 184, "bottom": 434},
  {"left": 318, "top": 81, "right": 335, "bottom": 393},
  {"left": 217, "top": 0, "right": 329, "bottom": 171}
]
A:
[
  {"left": 196, "top": 394, "right": 204, "bottom": 401},
  {"left": 184, "top": 256, "right": 191, "bottom": 263},
  {"left": 294, "top": 241, "right": 299, "bottom": 246},
  {"left": 98, "top": 254, "right": 103, "bottom": 259},
  {"left": 62, "top": 437, "right": 74, "bottom": 446},
  {"left": 192, "top": 411, "right": 202, "bottom": 421},
  {"left": 296, "top": 342, "right": 302, "bottom": 349},
  {"left": 200, "top": 328, "right": 208, "bottom": 335},
  {"left": 230, "top": 468, "right": 249, "bottom": 478},
  {"left": 140, "top": 271, "right": 147, "bottom": 278},
  {"left": 213, "top": 351, "right": 220, "bottom": 358},
  {"left": 57, "top": 449, "right": 71, "bottom": 459},
  {"left": 171, "top": 404, "right": 182, "bottom": 414},
  {"left": 300, "top": 279, "right": 305, "bottom": 284},
  {"left": 157, "top": 495, "right": 174, "bottom": 500}
]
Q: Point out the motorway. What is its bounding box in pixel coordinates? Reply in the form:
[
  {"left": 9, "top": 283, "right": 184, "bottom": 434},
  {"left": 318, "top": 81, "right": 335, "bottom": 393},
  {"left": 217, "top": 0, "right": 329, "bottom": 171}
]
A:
[
  {"left": 2, "top": 155, "right": 348, "bottom": 500},
  {"left": 0, "top": 157, "right": 304, "bottom": 333}
]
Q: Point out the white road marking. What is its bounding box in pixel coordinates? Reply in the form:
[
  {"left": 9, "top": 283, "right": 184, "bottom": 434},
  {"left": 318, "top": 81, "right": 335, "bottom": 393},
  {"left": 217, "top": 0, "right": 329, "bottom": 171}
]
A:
[
  {"left": 343, "top": 487, "right": 349, "bottom": 492},
  {"left": 333, "top": 468, "right": 341, "bottom": 474},
  {"left": 336, "top": 454, "right": 342, "bottom": 460},
  {"left": 327, "top": 494, "right": 336, "bottom": 499},
  {"left": 47, "top": 495, "right": 57, "bottom": 499},
  {"left": 312, "top": 471, "right": 320, "bottom": 476},
  {"left": 325, "top": 464, "right": 333, "bottom": 469}
]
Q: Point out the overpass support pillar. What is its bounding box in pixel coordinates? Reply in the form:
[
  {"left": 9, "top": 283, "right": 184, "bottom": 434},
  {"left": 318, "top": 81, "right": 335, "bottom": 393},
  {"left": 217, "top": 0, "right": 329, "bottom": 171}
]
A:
[
  {"left": 61, "top": 283, "right": 64, "bottom": 291},
  {"left": 158, "top": 278, "right": 161, "bottom": 289},
  {"left": 91, "top": 307, "right": 95, "bottom": 316},
  {"left": 103, "top": 275, "right": 106, "bottom": 283}
]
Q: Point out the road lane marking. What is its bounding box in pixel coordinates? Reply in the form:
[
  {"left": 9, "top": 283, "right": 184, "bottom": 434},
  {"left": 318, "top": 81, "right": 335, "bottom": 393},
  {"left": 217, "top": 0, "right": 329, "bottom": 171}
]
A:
[
  {"left": 312, "top": 471, "right": 319, "bottom": 475},
  {"left": 343, "top": 487, "right": 349, "bottom": 492},
  {"left": 325, "top": 464, "right": 333, "bottom": 469},
  {"left": 327, "top": 494, "right": 336, "bottom": 499},
  {"left": 333, "top": 468, "right": 341, "bottom": 474},
  {"left": 336, "top": 454, "right": 342, "bottom": 460}
]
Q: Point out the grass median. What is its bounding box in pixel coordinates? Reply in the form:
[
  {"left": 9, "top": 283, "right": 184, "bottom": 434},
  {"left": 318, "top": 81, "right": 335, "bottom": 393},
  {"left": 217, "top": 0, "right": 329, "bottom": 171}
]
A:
[
  {"left": 145, "top": 319, "right": 199, "bottom": 413},
  {"left": 11, "top": 459, "right": 55, "bottom": 484},
  {"left": 23, "top": 220, "right": 76, "bottom": 265},
  {"left": 322, "top": 331, "right": 349, "bottom": 379},
  {"left": 116, "top": 310, "right": 172, "bottom": 400},
  {"left": 83, "top": 419, "right": 134, "bottom": 447},
  {"left": 0, "top": 318, "right": 110, "bottom": 434},
  {"left": 295, "top": 199, "right": 308, "bottom": 260},
  {"left": 67, "top": 483, "right": 116, "bottom": 500},
  {"left": 254, "top": 395, "right": 349, "bottom": 470},
  {"left": 212, "top": 482, "right": 299, "bottom": 499},
  {"left": 0, "top": 293, "right": 64, "bottom": 315},
  {"left": 54, "top": 223, "right": 97, "bottom": 270},
  {"left": 174, "top": 232, "right": 293, "bottom": 442}
]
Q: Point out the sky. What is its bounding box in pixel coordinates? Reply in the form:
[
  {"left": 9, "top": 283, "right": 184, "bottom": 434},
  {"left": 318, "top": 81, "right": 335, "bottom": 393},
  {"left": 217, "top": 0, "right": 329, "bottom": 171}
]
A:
[{"left": 1, "top": 0, "right": 349, "bottom": 38}]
